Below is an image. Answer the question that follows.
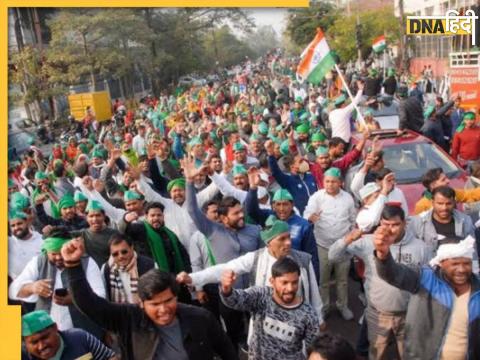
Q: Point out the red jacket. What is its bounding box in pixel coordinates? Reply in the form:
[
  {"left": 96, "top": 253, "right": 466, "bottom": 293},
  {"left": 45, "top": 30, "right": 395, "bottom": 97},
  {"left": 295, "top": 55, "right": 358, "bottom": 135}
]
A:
[
  {"left": 310, "top": 148, "right": 361, "bottom": 188},
  {"left": 451, "top": 127, "right": 480, "bottom": 161}
]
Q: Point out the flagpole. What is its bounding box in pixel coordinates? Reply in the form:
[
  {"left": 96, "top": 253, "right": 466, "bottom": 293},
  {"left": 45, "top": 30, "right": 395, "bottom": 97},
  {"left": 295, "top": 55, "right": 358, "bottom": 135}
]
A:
[
  {"left": 382, "top": 31, "right": 387, "bottom": 81},
  {"left": 333, "top": 63, "right": 366, "bottom": 127},
  {"left": 383, "top": 50, "right": 386, "bottom": 80}
]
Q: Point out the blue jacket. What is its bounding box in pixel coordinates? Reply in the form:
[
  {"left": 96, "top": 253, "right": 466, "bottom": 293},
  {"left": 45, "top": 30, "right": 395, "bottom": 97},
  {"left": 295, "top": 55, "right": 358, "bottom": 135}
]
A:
[
  {"left": 245, "top": 188, "right": 319, "bottom": 282},
  {"left": 450, "top": 108, "right": 464, "bottom": 136},
  {"left": 268, "top": 155, "right": 317, "bottom": 215},
  {"left": 376, "top": 253, "right": 480, "bottom": 360}
]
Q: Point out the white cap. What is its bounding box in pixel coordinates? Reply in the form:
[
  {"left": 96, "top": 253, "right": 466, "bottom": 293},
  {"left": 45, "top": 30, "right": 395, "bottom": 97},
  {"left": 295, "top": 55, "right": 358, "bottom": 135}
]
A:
[
  {"left": 430, "top": 236, "right": 476, "bottom": 267},
  {"left": 259, "top": 172, "right": 269, "bottom": 183},
  {"left": 257, "top": 186, "right": 269, "bottom": 200},
  {"left": 359, "top": 182, "right": 380, "bottom": 200}
]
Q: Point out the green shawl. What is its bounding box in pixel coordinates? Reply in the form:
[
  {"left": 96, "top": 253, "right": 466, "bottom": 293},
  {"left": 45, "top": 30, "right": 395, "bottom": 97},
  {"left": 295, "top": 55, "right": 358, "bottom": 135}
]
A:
[{"left": 143, "top": 221, "right": 185, "bottom": 273}]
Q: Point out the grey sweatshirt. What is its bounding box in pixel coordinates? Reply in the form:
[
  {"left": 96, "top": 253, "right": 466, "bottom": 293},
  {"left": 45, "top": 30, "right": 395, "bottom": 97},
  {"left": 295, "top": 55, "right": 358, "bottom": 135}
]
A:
[
  {"left": 220, "top": 286, "right": 319, "bottom": 360},
  {"left": 328, "top": 230, "right": 428, "bottom": 312},
  {"left": 186, "top": 182, "right": 262, "bottom": 288}
]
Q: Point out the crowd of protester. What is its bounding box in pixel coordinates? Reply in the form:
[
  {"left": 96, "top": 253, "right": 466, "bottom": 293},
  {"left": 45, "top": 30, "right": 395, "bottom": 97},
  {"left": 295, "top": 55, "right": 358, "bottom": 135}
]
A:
[{"left": 8, "top": 52, "right": 480, "bottom": 360}]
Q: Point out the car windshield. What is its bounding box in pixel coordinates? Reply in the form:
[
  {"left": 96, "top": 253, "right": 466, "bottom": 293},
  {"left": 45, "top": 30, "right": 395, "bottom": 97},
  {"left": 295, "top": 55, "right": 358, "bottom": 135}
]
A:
[{"left": 382, "top": 142, "right": 461, "bottom": 184}]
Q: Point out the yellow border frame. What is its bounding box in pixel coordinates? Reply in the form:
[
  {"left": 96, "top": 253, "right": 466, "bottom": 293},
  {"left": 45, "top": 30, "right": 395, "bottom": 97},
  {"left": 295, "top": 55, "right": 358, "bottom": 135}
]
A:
[{"left": 1, "top": 1, "right": 307, "bottom": 358}]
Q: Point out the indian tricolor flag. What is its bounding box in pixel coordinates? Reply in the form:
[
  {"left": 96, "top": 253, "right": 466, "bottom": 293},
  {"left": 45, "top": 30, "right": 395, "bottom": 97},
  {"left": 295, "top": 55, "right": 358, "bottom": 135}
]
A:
[
  {"left": 372, "top": 35, "right": 386, "bottom": 53},
  {"left": 296, "top": 28, "right": 336, "bottom": 85}
]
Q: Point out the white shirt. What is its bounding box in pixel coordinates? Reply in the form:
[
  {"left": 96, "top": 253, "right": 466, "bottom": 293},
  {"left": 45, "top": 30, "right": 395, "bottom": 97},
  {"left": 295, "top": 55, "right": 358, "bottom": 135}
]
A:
[
  {"left": 8, "top": 231, "right": 43, "bottom": 280},
  {"left": 9, "top": 256, "right": 105, "bottom": 331},
  {"left": 356, "top": 195, "right": 387, "bottom": 232},
  {"left": 137, "top": 176, "right": 218, "bottom": 249},
  {"left": 303, "top": 189, "right": 356, "bottom": 248},
  {"left": 210, "top": 172, "right": 247, "bottom": 204},
  {"left": 132, "top": 134, "right": 146, "bottom": 155},
  {"left": 329, "top": 89, "right": 363, "bottom": 143},
  {"left": 350, "top": 170, "right": 409, "bottom": 216}
]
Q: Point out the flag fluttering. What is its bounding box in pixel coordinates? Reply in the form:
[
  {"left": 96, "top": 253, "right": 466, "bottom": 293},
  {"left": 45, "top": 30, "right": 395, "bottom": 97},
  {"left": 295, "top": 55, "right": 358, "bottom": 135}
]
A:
[
  {"left": 296, "top": 28, "right": 336, "bottom": 85},
  {"left": 372, "top": 35, "right": 386, "bottom": 53}
]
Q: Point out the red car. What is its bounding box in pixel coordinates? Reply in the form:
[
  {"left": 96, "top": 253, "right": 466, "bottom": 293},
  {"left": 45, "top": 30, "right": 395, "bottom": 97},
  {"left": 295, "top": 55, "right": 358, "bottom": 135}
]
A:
[{"left": 350, "top": 129, "right": 469, "bottom": 214}]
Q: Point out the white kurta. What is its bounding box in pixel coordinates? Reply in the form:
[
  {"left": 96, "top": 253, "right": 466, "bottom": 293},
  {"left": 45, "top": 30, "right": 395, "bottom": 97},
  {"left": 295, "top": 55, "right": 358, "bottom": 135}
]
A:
[
  {"left": 9, "top": 257, "right": 106, "bottom": 331},
  {"left": 8, "top": 231, "right": 43, "bottom": 280}
]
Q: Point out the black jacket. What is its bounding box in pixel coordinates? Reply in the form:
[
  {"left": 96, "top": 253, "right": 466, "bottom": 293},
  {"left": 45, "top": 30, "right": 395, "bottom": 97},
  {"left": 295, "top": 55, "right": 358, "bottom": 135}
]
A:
[
  {"left": 67, "top": 265, "right": 238, "bottom": 360},
  {"left": 35, "top": 203, "right": 88, "bottom": 231},
  {"left": 398, "top": 97, "right": 424, "bottom": 133},
  {"left": 383, "top": 76, "right": 397, "bottom": 96},
  {"left": 102, "top": 254, "right": 155, "bottom": 301}
]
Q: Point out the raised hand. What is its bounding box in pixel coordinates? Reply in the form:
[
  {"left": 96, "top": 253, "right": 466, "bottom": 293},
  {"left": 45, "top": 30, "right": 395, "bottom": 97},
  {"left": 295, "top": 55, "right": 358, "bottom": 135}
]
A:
[
  {"left": 220, "top": 269, "right": 236, "bottom": 295},
  {"left": 93, "top": 179, "right": 105, "bottom": 193},
  {"left": 222, "top": 160, "right": 233, "bottom": 175},
  {"left": 363, "top": 152, "right": 376, "bottom": 171},
  {"left": 124, "top": 211, "right": 139, "bottom": 223},
  {"left": 35, "top": 193, "right": 49, "bottom": 206},
  {"left": 373, "top": 226, "right": 394, "bottom": 260},
  {"left": 176, "top": 271, "right": 193, "bottom": 285},
  {"left": 180, "top": 155, "right": 202, "bottom": 182},
  {"left": 371, "top": 135, "right": 382, "bottom": 153},
  {"left": 127, "top": 164, "right": 142, "bottom": 181},
  {"left": 61, "top": 238, "right": 85, "bottom": 267},
  {"left": 111, "top": 148, "right": 122, "bottom": 161},
  {"left": 356, "top": 80, "right": 365, "bottom": 91},
  {"left": 264, "top": 140, "right": 275, "bottom": 156},
  {"left": 82, "top": 176, "right": 94, "bottom": 192},
  {"left": 381, "top": 172, "right": 395, "bottom": 195},
  {"left": 247, "top": 167, "right": 261, "bottom": 189}
]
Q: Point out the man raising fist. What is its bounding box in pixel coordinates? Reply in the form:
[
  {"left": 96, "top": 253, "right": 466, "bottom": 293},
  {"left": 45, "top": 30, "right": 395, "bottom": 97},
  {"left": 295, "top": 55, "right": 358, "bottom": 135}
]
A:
[
  {"left": 374, "top": 229, "right": 480, "bottom": 360},
  {"left": 61, "top": 239, "right": 238, "bottom": 360},
  {"left": 219, "top": 257, "right": 321, "bottom": 360}
]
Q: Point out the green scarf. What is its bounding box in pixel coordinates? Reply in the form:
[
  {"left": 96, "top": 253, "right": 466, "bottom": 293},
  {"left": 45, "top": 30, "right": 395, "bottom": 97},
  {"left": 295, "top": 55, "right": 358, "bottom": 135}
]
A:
[
  {"left": 123, "top": 149, "right": 139, "bottom": 166},
  {"left": 143, "top": 221, "right": 185, "bottom": 273},
  {"left": 204, "top": 237, "right": 216, "bottom": 266},
  {"left": 423, "top": 190, "right": 432, "bottom": 200},
  {"left": 32, "top": 188, "right": 60, "bottom": 219}
]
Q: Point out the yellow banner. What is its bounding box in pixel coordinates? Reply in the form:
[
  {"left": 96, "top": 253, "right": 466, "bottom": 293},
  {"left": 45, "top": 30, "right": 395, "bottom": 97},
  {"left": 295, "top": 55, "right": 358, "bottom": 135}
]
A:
[{"left": 406, "top": 18, "right": 473, "bottom": 36}]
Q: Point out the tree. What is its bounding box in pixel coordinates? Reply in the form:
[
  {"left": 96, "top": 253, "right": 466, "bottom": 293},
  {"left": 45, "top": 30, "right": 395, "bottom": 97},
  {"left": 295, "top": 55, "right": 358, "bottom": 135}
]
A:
[
  {"left": 9, "top": 45, "right": 66, "bottom": 121},
  {"left": 328, "top": 7, "right": 399, "bottom": 62},
  {"left": 204, "top": 25, "right": 256, "bottom": 69},
  {"left": 139, "top": 8, "right": 255, "bottom": 93},
  {"left": 284, "top": 3, "right": 339, "bottom": 49},
  {"left": 244, "top": 25, "right": 280, "bottom": 58},
  {"left": 284, "top": 5, "right": 399, "bottom": 64},
  {"left": 46, "top": 8, "right": 153, "bottom": 93}
]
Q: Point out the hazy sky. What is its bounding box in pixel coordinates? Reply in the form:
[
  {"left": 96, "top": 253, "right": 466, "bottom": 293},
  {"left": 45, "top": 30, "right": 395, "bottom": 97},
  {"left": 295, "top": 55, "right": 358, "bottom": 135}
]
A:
[{"left": 246, "top": 8, "right": 290, "bottom": 35}]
